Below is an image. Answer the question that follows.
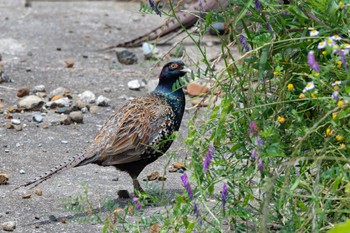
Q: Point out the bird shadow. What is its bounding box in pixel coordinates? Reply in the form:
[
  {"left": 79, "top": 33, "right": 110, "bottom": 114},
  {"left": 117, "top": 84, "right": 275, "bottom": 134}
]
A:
[{"left": 29, "top": 188, "right": 184, "bottom": 227}]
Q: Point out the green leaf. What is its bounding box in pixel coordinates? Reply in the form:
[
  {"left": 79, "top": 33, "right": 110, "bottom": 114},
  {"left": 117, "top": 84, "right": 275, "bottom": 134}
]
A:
[
  {"left": 327, "top": 219, "right": 350, "bottom": 233},
  {"left": 258, "top": 44, "right": 271, "bottom": 80}
]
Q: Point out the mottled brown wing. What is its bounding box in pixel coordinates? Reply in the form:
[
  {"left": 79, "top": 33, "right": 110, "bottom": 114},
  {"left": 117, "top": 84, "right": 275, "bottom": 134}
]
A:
[{"left": 90, "top": 96, "right": 173, "bottom": 165}]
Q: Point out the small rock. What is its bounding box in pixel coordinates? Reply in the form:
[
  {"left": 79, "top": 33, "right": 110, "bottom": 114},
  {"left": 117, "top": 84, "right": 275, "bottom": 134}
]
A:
[
  {"left": 11, "top": 119, "right": 21, "bottom": 125},
  {"left": 50, "top": 97, "right": 72, "bottom": 108},
  {"left": 16, "top": 87, "right": 30, "bottom": 97},
  {"left": 2, "top": 221, "right": 16, "bottom": 231},
  {"left": 79, "top": 90, "right": 95, "bottom": 104},
  {"left": 81, "top": 107, "right": 88, "bottom": 113},
  {"left": 60, "top": 115, "right": 71, "bottom": 125},
  {"left": 142, "top": 42, "right": 159, "bottom": 60},
  {"left": 116, "top": 50, "right": 138, "bottom": 65},
  {"left": 191, "top": 98, "right": 209, "bottom": 107},
  {"left": 169, "top": 162, "right": 186, "bottom": 173},
  {"left": 25, "top": 67, "right": 31, "bottom": 72},
  {"left": 74, "top": 99, "right": 87, "bottom": 109},
  {"left": 51, "top": 95, "right": 64, "bottom": 101},
  {"left": 147, "top": 171, "right": 160, "bottom": 181},
  {"left": 14, "top": 125, "right": 22, "bottom": 131},
  {"left": 104, "top": 55, "right": 111, "bottom": 60},
  {"left": 65, "top": 59, "right": 74, "bottom": 68},
  {"left": 4, "top": 113, "right": 13, "bottom": 119},
  {"left": 187, "top": 82, "right": 209, "bottom": 96},
  {"left": 27, "top": 51, "right": 33, "bottom": 56},
  {"left": 96, "top": 95, "right": 111, "bottom": 106},
  {"left": 89, "top": 106, "right": 98, "bottom": 114},
  {"left": 0, "top": 173, "right": 9, "bottom": 185},
  {"left": 55, "top": 107, "right": 71, "bottom": 114},
  {"left": 33, "top": 114, "right": 43, "bottom": 123},
  {"left": 117, "top": 190, "right": 130, "bottom": 199},
  {"left": 82, "top": 54, "right": 88, "bottom": 59},
  {"left": 5, "top": 122, "right": 13, "bottom": 129},
  {"left": 49, "top": 87, "right": 66, "bottom": 98},
  {"left": 103, "top": 87, "right": 112, "bottom": 93},
  {"left": 22, "top": 192, "right": 31, "bottom": 199},
  {"left": 19, "top": 169, "right": 25, "bottom": 174},
  {"left": 41, "top": 123, "right": 49, "bottom": 129},
  {"left": 34, "top": 188, "right": 43, "bottom": 196},
  {"left": 69, "top": 111, "right": 83, "bottom": 123},
  {"left": 33, "top": 85, "right": 46, "bottom": 93},
  {"left": 36, "top": 92, "right": 47, "bottom": 98},
  {"left": 128, "top": 80, "right": 141, "bottom": 90},
  {"left": 4, "top": 149, "right": 9, "bottom": 153},
  {"left": 61, "top": 140, "right": 68, "bottom": 144},
  {"left": 6, "top": 106, "right": 16, "bottom": 113},
  {"left": 17, "top": 95, "right": 44, "bottom": 110},
  {"left": 49, "top": 215, "right": 58, "bottom": 222}
]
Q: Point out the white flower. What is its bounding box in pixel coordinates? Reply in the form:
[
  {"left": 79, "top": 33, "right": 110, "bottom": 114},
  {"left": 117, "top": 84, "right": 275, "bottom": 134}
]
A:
[
  {"left": 344, "top": 43, "right": 350, "bottom": 49},
  {"left": 326, "top": 38, "right": 335, "bottom": 47},
  {"left": 331, "top": 35, "right": 342, "bottom": 41},
  {"left": 332, "top": 80, "right": 342, "bottom": 86},
  {"left": 310, "top": 30, "right": 319, "bottom": 36},
  {"left": 303, "top": 81, "right": 315, "bottom": 93},
  {"left": 343, "top": 49, "right": 349, "bottom": 55},
  {"left": 318, "top": 41, "right": 326, "bottom": 49}
]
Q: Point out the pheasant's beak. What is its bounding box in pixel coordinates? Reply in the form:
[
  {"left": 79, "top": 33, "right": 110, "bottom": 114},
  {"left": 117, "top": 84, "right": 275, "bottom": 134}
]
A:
[{"left": 180, "top": 66, "right": 192, "bottom": 74}]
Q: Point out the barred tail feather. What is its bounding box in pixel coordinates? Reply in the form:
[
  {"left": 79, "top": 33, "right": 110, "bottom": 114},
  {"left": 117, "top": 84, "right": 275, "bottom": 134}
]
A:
[{"left": 14, "top": 152, "right": 88, "bottom": 190}]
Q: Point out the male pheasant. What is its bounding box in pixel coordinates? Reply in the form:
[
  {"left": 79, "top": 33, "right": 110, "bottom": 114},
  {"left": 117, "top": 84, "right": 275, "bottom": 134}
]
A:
[{"left": 16, "top": 61, "right": 190, "bottom": 192}]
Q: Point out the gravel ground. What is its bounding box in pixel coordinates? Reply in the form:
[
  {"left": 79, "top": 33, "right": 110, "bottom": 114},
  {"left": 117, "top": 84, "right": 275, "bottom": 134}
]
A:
[{"left": 0, "top": 1, "right": 228, "bottom": 232}]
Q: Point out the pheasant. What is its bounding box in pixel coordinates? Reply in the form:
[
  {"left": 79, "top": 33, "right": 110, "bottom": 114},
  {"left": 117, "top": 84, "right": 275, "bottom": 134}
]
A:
[{"left": 16, "top": 61, "right": 190, "bottom": 192}]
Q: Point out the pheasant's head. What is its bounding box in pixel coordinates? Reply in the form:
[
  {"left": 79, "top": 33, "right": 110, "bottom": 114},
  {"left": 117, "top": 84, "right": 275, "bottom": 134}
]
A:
[{"left": 159, "top": 60, "right": 191, "bottom": 81}]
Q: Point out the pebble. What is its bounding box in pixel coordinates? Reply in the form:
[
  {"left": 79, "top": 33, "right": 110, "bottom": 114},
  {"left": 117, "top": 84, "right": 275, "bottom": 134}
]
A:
[
  {"left": 55, "top": 107, "right": 71, "bottom": 114},
  {"left": 16, "top": 87, "right": 30, "bottom": 97},
  {"left": 25, "top": 67, "right": 31, "bottom": 72},
  {"left": 4, "top": 113, "right": 13, "bottom": 119},
  {"left": 69, "top": 111, "right": 83, "bottom": 123},
  {"left": 33, "top": 85, "right": 46, "bottom": 93},
  {"left": 79, "top": 90, "right": 95, "bottom": 104},
  {"left": 19, "top": 169, "right": 25, "bottom": 174},
  {"left": 34, "top": 188, "right": 43, "bottom": 196},
  {"left": 187, "top": 82, "right": 209, "bottom": 96},
  {"left": 147, "top": 171, "right": 160, "bottom": 181},
  {"left": 60, "top": 115, "right": 71, "bottom": 125},
  {"left": 6, "top": 106, "right": 16, "bottom": 113},
  {"left": 5, "top": 122, "right": 13, "bottom": 129},
  {"left": 51, "top": 95, "right": 64, "bottom": 101},
  {"left": 17, "top": 95, "right": 44, "bottom": 110},
  {"left": 96, "top": 95, "right": 111, "bottom": 106},
  {"left": 89, "top": 106, "right": 98, "bottom": 114},
  {"left": 81, "top": 107, "right": 88, "bottom": 113},
  {"left": 128, "top": 80, "right": 142, "bottom": 90},
  {"left": 22, "top": 192, "right": 31, "bottom": 199},
  {"left": 49, "top": 215, "right": 58, "bottom": 222},
  {"left": 116, "top": 50, "right": 138, "bottom": 65},
  {"left": 65, "top": 59, "right": 74, "bottom": 68},
  {"left": 36, "top": 92, "right": 47, "bottom": 98},
  {"left": 33, "top": 114, "right": 43, "bottom": 123},
  {"left": 0, "top": 173, "right": 9, "bottom": 185},
  {"left": 103, "top": 87, "right": 112, "bottom": 93},
  {"left": 14, "top": 125, "right": 22, "bottom": 131},
  {"left": 2, "top": 221, "right": 16, "bottom": 231},
  {"left": 11, "top": 119, "right": 21, "bottom": 125},
  {"left": 61, "top": 140, "right": 68, "bottom": 144},
  {"left": 51, "top": 97, "right": 72, "bottom": 108},
  {"left": 142, "top": 42, "right": 158, "bottom": 60},
  {"left": 49, "top": 87, "right": 66, "bottom": 98}
]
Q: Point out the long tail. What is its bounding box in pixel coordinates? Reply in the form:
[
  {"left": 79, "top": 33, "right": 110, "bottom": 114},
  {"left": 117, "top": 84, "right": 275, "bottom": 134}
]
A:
[
  {"left": 104, "top": 0, "right": 229, "bottom": 49},
  {"left": 14, "top": 152, "right": 90, "bottom": 190}
]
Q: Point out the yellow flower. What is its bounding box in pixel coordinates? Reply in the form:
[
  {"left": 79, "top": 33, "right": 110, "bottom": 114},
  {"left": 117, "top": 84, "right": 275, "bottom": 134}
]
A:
[
  {"left": 333, "top": 85, "right": 339, "bottom": 91},
  {"left": 277, "top": 116, "right": 286, "bottom": 124},
  {"left": 326, "top": 127, "right": 333, "bottom": 137},
  {"left": 340, "top": 143, "right": 346, "bottom": 149},
  {"left": 314, "top": 72, "right": 320, "bottom": 77},
  {"left": 339, "top": 1, "right": 343, "bottom": 7},
  {"left": 338, "top": 100, "right": 344, "bottom": 107},
  {"left": 273, "top": 71, "right": 279, "bottom": 75},
  {"left": 322, "top": 51, "right": 327, "bottom": 55},
  {"left": 332, "top": 112, "right": 338, "bottom": 119},
  {"left": 311, "top": 92, "right": 317, "bottom": 98},
  {"left": 337, "top": 61, "right": 342, "bottom": 68},
  {"left": 299, "top": 93, "right": 305, "bottom": 99},
  {"left": 287, "top": 83, "right": 294, "bottom": 91},
  {"left": 336, "top": 135, "right": 344, "bottom": 142}
]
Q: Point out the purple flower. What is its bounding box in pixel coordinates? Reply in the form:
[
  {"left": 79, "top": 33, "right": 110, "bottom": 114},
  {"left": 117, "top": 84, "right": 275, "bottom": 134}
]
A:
[
  {"left": 338, "top": 50, "right": 348, "bottom": 71},
  {"left": 149, "top": 0, "right": 162, "bottom": 16},
  {"left": 194, "top": 203, "right": 199, "bottom": 219},
  {"left": 221, "top": 184, "right": 228, "bottom": 211},
  {"left": 239, "top": 35, "right": 250, "bottom": 52},
  {"left": 255, "top": 137, "right": 264, "bottom": 148},
  {"left": 255, "top": 0, "right": 261, "bottom": 12},
  {"left": 251, "top": 149, "right": 258, "bottom": 159},
  {"left": 181, "top": 173, "right": 193, "bottom": 200},
  {"left": 132, "top": 197, "right": 139, "bottom": 204},
  {"left": 249, "top": 121, "right": 259, "bottom": 137},
  {"left": 307, "top": 51, "right": 320, "bottom": 73},
  {"left": 136, "top": 202, "right": 142, "bottom": 210},
  {"left": 203, "top": 145, "right": 214, "bottom": 173},
  {"left": 332, "top": 91, "right": 339, "bottom": 101},
  {"left": 258, "top": 158, "right": 264, "bottom": 173}
]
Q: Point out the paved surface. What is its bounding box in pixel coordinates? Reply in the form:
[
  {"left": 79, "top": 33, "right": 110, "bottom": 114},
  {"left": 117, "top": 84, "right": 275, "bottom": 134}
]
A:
[{"left": 0, "top": 1, "right": 194, "bottom": 232}]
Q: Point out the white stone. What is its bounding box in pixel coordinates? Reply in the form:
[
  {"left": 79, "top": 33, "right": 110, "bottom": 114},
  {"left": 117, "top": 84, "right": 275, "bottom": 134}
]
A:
[
  {"left": 17, "top": 95, "right": 44, "bottom": 110},
  {"left": 96, "top": 95, "right": 111, "bottom": 106},
  {"left": 79, "top": 90, "right": 96, "bottom": 103},
  {"left": 11, "top": 119, "right": 21, "bottom": 125},
  {"left": 128, "top": 80, "right": 141, "bottom": 90}
]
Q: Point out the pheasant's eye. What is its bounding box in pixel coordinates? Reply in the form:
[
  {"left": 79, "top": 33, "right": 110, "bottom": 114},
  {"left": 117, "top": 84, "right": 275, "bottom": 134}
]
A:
[{"left": 170, "top": 63, "right": 178, "bottom": 70}]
